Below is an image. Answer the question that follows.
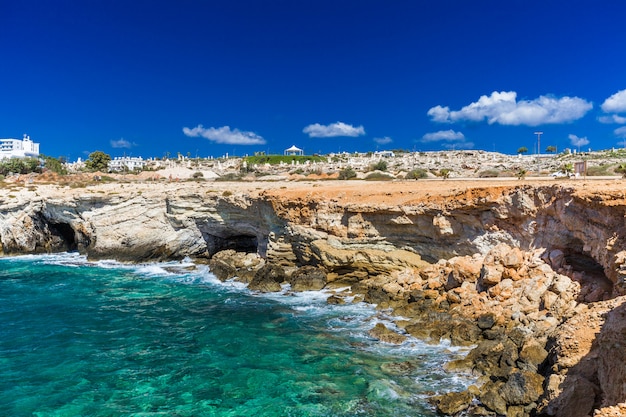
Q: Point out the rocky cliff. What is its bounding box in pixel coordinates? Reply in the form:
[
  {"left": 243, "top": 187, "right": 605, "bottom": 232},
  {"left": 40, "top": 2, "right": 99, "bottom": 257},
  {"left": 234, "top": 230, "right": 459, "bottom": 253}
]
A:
[{"left": 2, "top": 179, "right": 626, "bottom": 416}]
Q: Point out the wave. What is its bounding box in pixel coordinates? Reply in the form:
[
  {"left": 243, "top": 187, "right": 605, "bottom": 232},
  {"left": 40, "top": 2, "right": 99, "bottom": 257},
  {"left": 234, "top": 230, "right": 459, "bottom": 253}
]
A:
[{"left": 7, "top": 252, "right": 475, "bottom": 388}]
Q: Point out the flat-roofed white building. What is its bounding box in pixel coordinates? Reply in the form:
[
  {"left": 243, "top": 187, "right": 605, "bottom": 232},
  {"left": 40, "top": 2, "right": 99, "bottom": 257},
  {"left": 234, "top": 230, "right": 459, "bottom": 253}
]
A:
[
  {"left": 0, "top": 134, "right": 40, "bottom": 159},
  {"left": 109, "top": 156, "right": 146, "bottom": 172}
]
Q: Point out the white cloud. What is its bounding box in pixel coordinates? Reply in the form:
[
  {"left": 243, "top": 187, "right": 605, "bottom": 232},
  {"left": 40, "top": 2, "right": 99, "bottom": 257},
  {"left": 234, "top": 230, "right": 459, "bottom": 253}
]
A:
[
  {"left": 302, "top": 121, "right": 365, "bottom": 138},
  {"left": 110, "top": 138, "right": 135, "bottom": 148},
  {"left": 428, "top": 91, "right": 592, "bottom": 126},
  {"left": 601, "top": 89, "right": 626, "bottom": 113},
  {"left": 599, "top": 114, "right": 626, "bottom": 124},
  {"left": 422, "top": 129, "right": 465, "bottom": 142},
  {"left": 373, "top": 136, "right": 393, "bottom": 145},
  {"left": 182, "top": 125, "right": 266, "bottom": 145},
  {"left": 615, "top": 126, "right": 626, "bottom": 139},
  {"left": 421, "top": 130, "right": 473, "bottom": 149},
  {"left": 569, "top": 134, "right": 590, "bottom": 148},
  {"left": 443, "top": 141, "right": 474, "bottom": 150}
]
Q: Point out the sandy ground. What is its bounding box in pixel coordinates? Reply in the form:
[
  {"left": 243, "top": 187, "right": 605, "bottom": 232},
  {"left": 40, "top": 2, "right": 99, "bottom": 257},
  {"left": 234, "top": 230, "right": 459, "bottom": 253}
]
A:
[
  {"left": 253, "top": 177, "right": 626, "bottom": 206},
  {"left": 10, "top": 171, "right": 626, "bottom": 206}
]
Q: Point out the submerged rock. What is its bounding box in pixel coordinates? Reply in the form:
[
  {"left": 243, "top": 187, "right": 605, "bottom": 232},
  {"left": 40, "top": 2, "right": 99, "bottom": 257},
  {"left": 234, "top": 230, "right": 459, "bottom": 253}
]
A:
[{"left": 368, "top": 323, "right": 407, "bottom": 345}]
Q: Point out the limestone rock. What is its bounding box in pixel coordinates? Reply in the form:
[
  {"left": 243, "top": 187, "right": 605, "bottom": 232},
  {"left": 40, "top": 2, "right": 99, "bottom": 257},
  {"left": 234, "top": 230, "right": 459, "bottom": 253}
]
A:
[
  {"left": 499, "top": 370, "right": 544, "bottom": 405},
  {"left": 480, "top": 380, "right": 508, "bottom": 415},
  {"left": 543, "top": 374, "right": 597, "bottom": 417},
  {"left": 248, "top": 264, "right": 285, "bottom": 292},
  {"left": 431, "top": 390, "right": 474, "bottom": 415},
  {"left": 480, "top": 264, "right": 504, "bottom": 287},
  {"left": 518, "top": 339, "right": 548, "bottom": 371},
  {"left": 477, "top": 313, "right": 496, "bottom": 330},
  {"left": 289, "top": 265, "right": 327, "bottom": 291},
  {"left": 326, "top": 294, "right": 346, "bottom": 304},
  {"left": 368, "top": 323, "right": 407, "bottom": 344}
]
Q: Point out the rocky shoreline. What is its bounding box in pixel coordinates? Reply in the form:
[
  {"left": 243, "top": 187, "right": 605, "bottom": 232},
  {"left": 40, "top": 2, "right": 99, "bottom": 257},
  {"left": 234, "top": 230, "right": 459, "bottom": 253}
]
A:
[{"left": 2, "top": 178, "right": 626, "bottom": 416}]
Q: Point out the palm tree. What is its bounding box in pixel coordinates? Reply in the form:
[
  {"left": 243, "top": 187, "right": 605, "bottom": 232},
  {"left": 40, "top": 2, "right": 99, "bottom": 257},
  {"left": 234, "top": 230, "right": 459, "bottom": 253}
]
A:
[{"left": 561, "top": 163, "right": 574, "bottom": 175}]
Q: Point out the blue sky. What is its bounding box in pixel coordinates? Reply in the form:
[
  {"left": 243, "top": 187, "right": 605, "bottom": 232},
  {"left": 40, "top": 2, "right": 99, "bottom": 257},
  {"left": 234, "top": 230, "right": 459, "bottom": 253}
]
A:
[{"left": 2, "top": 0, "right": 626, "bottom": 160}]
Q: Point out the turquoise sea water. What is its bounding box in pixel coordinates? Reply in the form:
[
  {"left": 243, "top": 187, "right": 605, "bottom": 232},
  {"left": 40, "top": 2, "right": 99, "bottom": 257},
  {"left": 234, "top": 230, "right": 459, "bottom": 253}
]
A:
[{"left": 0, "top": 254, "right": 472, "bottom": 417}]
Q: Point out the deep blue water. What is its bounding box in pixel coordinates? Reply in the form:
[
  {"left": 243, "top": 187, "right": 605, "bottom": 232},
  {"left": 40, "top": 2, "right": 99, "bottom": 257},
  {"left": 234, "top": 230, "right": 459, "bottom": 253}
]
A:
[{"left": 0, "top": 254, "right": 472, "bottom": 416}]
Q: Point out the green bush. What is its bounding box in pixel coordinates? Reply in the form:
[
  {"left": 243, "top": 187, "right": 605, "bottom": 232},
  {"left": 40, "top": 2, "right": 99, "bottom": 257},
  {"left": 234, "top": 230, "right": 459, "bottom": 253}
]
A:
[
  {"left": 586, "top": 165, "right": 610, "bottom": 176},
  {"left": 405, "top": 169, "right": 428, "bottom": 180},
  {"left": 364, "top": 171, "right": 394, "bottom": 181},
  {"left": 338, "top": 167, "right": 357, "bottom": 180},
  {"left": 370, "top": 160, "right": 388, "bottom": 172},
  {"left": 243, "top": 155, "right": 325, "bottom": 166},
  {"left": 478, "top": 169, "right": 500, "bottom": 178},
  {"left": 216, "top": 173, "right": 242, "bottom": 181},
  {"left": 0, "top": 157, "right": 41, "bottom": 176},
  {"left": 437, "top": 169, "right": 451, "bottom": 179}
]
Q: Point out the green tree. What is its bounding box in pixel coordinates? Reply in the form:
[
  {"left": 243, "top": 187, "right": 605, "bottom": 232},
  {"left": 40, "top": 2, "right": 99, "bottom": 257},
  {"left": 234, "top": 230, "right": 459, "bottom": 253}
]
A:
[
  {"left": 545, "top": 145, "right": 557, "bottom": 153},
  {"left": 0, "top": 157, "right": 41, "bottom": 175},
  {"left": 517, "top": 147, "right": 529, "bottom": 154},
  {"left": 23, "top": 157, "right": 40, "bottom": 172},
  {"left": 85, "top": 151, "right": 112, "bottom": 172},
  {"left": 43, "top": 155, "right": 67, "bottom": 175}
]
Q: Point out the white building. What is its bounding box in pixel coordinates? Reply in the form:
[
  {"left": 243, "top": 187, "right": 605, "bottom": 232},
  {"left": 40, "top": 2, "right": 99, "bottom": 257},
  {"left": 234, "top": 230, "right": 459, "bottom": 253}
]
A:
[
  {"left": 0, "top": 134, "right": 40, "bottom": 159},
  {"left": 109, "top": 156, "right": 146, "bottom": 172}
]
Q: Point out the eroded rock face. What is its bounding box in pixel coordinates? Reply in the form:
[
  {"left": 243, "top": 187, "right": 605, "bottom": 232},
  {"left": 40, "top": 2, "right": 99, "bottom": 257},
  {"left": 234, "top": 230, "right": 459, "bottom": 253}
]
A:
[{"left": 3, "top": 182, "right": 626, "bottom": 416}]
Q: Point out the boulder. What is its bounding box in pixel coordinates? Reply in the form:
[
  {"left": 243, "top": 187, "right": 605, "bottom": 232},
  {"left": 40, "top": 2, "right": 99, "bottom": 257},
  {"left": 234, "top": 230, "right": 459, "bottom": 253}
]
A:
[
  {"left": 466, "top": 339, "right": 518, "bottom": 377},
  {"left": 518, "top": 339, "right": 548, "bottom": 371},
  {"left": 248, "top": 264, "right": 286, "bottom": 292},
  {"left": 208, "top": 258, "right": 237, "bottom": 281},
  {"left": 499, "top": 370, "right": 544, "bottom": 405},
  {"left": 326, "top": 294, "right": 346, "bottom": 304},
  {"left": 453, "top": 255, "right": 483, "bottom": 282},
  {"left": 480, "top": 264, "right": 504, "bottom": 287},
  {"left": 368, "top": 323, "right": 407, "bottom": 344},
  {"left": 444, "top": 270, "right": 463, "bottom": 290},
  {"left": 449, "top": 319, "right": 482, "bottom": 345},
  {"left": 480, "top": 380, "right": 508, "bottom": 415},
  {"left": 503, "top": 247, "right": 525, "bottom": 268},
  {"left": 289, "top": 265, "right": 327, "bottom": 291},
  {"left": 209, "top": 249, "right": 264, "bottom": 282},
  {"left": 477, "top": 313, "right": 496, "bottom": 330},
  {"left": 431, "top": 390, "right": 474, "bottom": 415}
]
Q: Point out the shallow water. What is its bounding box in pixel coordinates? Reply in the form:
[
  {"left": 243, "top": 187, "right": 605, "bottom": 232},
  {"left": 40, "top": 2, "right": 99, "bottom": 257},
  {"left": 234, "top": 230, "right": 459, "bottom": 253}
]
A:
[{"left": 0, "top": 253, "right": 472, "bottom": 416}]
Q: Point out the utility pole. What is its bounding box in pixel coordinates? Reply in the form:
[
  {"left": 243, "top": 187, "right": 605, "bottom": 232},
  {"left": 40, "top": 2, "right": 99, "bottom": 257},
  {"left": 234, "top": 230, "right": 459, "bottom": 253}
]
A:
[
  {"left": 534, "top": 131, "right": 543, "bottom": 175},
  {"left": 534, "top": 131, "right": 543, "bottom": 154}
]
